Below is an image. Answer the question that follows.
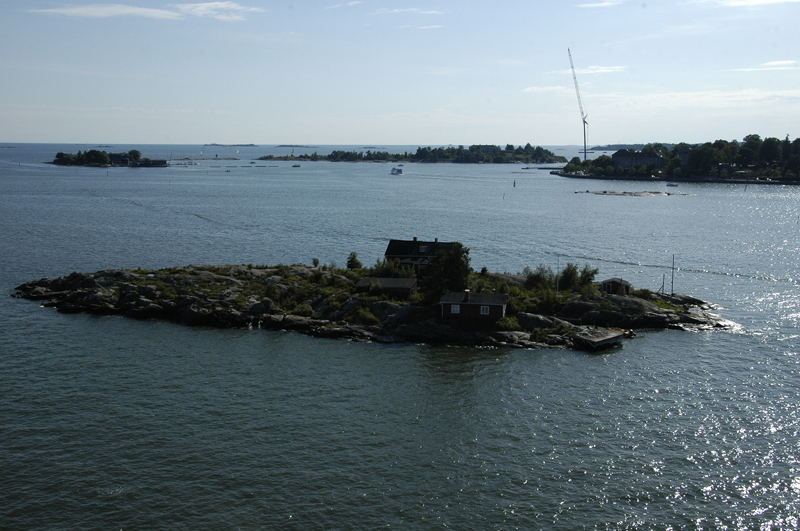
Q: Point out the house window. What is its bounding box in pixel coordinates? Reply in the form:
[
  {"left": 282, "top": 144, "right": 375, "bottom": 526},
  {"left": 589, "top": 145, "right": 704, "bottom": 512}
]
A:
[
  {"left": 451, "top": 304, "right": 460, "bottom": 314},
  {"left": 480, "top": 306, "right": 490, "bottom": 315},
  {"left": 419, "top": 246, "right": 428, "bottom": 253}
]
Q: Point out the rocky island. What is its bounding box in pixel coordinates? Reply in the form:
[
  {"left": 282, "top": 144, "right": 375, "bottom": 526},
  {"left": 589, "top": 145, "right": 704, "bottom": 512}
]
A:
[{"left": 12, "top": 259, "right": 734, "bottom": 351}]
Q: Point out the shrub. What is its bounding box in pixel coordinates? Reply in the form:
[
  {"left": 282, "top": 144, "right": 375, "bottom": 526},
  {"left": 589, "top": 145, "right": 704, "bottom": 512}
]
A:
[
  {"left": 507, "top": 298, "right": 526, "bottom": 315},
  {"left": 291, "top": 304, "right": 314, "bottom": 317},
  {"left": 370, "top": 258, "right": 414, "bottom": 278},
  {"left": 496, "top": 316, "right": 521, "bottom": 331},
  {"left": 352, "top": 307, "right": 380, "bottom": 326}
]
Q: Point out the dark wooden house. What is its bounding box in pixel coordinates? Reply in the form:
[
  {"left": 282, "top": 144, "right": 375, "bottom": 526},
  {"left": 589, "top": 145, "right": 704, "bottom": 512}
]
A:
[
  {"left": 611, "top": 149, "right": 664, "bottom": 169},
  {"left": 440, "top": 290, "right": 508, "bottom": 321},
  {"left": 600, "top": 278, "right": 632, "bottom": 296},
  {"left": 356, "top": 277, "right": 417, "bottom": 299},
  {"left": 384, "top": 237, "right": 454, "bottom": 277}
]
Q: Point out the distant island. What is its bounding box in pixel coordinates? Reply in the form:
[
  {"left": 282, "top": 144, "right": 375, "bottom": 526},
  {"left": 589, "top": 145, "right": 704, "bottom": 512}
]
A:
[
  {"left": 259, "top": 144, "right": 567, "bottom": 164},
  {"left": 590, "top": 143, "right": 676, "bottom": 152},
  {"left": 558, "top": 134, "right": 800, "bottom": 183},
  {"left": 204, "top": 143, "right": 258, "bottom": 147},
  {"left": 50, "top": 149, "right": 167, "bottom": 167}
]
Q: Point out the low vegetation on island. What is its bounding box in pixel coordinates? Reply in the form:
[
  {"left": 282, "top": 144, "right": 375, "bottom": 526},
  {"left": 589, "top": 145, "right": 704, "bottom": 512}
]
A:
[
  {"left": 258, "top": 144, "right": 567, "bottom": 164},
  {"left": 563, "top": 134, "right": 800, "bottom": 181},
  {"left": 13, "top": 243, "right": 731, "bottom": 350}
]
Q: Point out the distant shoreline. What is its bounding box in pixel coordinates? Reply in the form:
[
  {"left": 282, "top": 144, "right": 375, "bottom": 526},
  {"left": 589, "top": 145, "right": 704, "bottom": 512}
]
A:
[{"left": 552, "top": 170, "right": 800, "bottom": 186}]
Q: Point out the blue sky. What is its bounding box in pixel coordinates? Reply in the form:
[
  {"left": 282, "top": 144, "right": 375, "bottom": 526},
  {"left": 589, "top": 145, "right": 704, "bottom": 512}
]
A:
[{"left": 1, "top": 0, "right": 798, "bottom": 145}]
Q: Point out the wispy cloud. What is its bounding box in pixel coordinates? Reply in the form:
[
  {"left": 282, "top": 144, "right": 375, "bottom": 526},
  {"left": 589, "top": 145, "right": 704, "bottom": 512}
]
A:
[
  {"left": 578, "top": 1, "right": 625, "bottom": 7},
  {"left": 419, "top": 25, "right": 444, "bottom": 29},
  {"left": 173, "top": 2, "right": 264, "bottom": 21},
  {"left": 326, "top": 1, "right": 361, "bottom": 9},
  {"left": 30, "top": 2, "right": 264, "bottom": 21},
  {"left": 690, "top": 0, "right": 800, "bottom": 5},
  {"left": 374, "top": 8, "right": 445, "bottom": 14},
  {"left": 29, "top": 4, "right": 182, "bottom": 19},
  {"left": 732, "top": 60, "right": 799, "bottom": 71}
]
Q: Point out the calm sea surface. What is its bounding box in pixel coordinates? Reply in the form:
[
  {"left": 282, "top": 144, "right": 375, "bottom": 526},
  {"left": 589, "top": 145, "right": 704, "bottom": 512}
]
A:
[{"left": 1, "top": 143, "right": 798, "bottom": 529}]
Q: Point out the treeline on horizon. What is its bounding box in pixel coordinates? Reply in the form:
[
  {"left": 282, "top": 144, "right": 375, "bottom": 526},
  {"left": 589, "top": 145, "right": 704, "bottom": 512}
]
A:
[
  {"left": 258, "top": 144, "right": 567, "bottom": 164},
  {"left": 566, "top": 134, "right": 800, "bottom": 180}
]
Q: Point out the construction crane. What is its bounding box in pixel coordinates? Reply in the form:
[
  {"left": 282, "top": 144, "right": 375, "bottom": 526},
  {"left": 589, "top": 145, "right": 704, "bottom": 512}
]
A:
[{"left": 568, "top": 48, "right": 588, "bottom": 161}]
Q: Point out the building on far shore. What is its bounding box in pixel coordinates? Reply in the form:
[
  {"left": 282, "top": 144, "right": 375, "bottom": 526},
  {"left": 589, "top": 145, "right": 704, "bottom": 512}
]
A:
[
  {"left": 440, "top": 290, "right": 508, "bottom": 320},
  {"left": 612, "top": 149, "right": 664, "bottom": 169}
]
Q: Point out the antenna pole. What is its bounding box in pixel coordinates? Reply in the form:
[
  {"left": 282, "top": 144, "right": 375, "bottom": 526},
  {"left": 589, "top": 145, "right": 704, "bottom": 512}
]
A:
[{"left": 671, "top": 254, "right": 675, "bottom": 295}]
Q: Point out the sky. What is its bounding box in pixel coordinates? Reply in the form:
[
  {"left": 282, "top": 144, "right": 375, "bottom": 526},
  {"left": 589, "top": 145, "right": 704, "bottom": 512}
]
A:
[{"left": 1, "top": 0, "right": 798, "bottom": 146}]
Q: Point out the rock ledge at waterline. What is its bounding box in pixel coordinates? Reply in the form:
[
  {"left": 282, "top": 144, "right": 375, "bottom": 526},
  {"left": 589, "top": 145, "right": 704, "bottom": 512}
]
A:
[{"left": 12, "top": 264, "right": 736, "bottom": 350}]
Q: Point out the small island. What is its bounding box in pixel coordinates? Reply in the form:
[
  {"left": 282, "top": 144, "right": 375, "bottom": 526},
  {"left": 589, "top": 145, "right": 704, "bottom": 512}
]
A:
[
  {"left": 258, "top": 144, "right": 568, "bottom": 165},
  {"left": 51, "top": 149, "right": 168, "bottom": 167},
  {"left": 12, "top": 240, "right": 733, "bottom": 351}
]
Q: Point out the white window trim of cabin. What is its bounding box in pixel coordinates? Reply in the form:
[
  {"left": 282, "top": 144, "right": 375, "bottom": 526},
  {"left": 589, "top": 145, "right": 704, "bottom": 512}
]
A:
[
  {"left": 480, "top": 305, "right": 490, "bottom": 315},
  {"left": 451, "top": 304, "right": 460, "bottom": 314}
]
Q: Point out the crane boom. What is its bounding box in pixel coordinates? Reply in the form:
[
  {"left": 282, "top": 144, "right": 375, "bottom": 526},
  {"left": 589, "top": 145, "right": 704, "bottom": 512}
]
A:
[{"left": 568, "top": 48, "right": 588, "bottom": 161}]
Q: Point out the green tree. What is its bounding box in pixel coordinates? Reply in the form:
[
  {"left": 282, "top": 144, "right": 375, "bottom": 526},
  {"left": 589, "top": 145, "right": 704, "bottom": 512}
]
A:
[
  {"left": 128, "top": 149, "right": 142, "bottom": 162},
  {"left": 346, "top": 252, "right": 362, "bottom": 270},
  {"left": 593, "top": 155, "right": 613, "bottom": 168},
  {"left": 579, "top": 264, "right": 599, "bottom": 286},
  {"left": 688, "top": 143, "right": 722, "bottom": 174},
  {"left": 759, "top": 137, "right": 783, "bottom": 164},
  {"left": 421, "top": 242, "right": 472, "bottom": 298}
]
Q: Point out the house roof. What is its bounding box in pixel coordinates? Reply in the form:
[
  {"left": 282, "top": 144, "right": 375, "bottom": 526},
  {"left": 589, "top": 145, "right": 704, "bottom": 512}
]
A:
[
  {"left": 356, "top": 277, "right": 417, "bottom": 289},
  {"left": 601, "top": 278, "right": 632, "bottom": 286},
  {"left": 439, "top": 292, "right": 508, "bottom": 306},
  {"left": 612, "top": 150, "right": 662, "bottom": 160},
  {"left": 384, "top": 239, "right": 454, "bottom": 259}
]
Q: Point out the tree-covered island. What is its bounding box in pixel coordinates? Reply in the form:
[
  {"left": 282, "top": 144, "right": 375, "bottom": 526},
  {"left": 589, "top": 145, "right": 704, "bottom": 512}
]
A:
[
  {"left": 559, "top": 134, "right": 800, "bottom": 182},
  {"left": 51, "top": 149, "right": 168, "bottom": 167},
  {"left": 13, "top": 242, "right": 732, "bottom": 351},
  {"left": 258, "top": 144, "right": 567, "bottom": 164}
]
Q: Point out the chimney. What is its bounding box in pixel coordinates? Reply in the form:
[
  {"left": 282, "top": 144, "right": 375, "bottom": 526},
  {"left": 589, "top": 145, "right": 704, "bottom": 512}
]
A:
[
  {"left": 435, "top": 238, "right": 438, "bottom": 243},
  {"left": 413, "top": 236, "right": 418, "bottom": 242},
  {"left": 463, "top": 289, "right": 470, "bottom": 302}
]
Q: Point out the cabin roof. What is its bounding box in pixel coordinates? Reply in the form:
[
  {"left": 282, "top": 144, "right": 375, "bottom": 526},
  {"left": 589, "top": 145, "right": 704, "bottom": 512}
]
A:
[
  {"left": 384, "top": 239, "right": 454, "bottom": 258},
  {"left": 601, "top": 278, "right": 631, "bottom": 286}
]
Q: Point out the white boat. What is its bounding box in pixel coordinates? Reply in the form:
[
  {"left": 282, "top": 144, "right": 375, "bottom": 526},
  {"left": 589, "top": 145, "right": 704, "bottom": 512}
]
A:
[{"left": 391, "top": 167, "right": 403, "bottom": 175}]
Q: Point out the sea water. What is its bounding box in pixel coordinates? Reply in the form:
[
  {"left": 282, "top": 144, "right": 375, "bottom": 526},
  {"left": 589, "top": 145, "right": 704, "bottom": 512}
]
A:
[{"left": 1, "top": 143, "right": 798, "bottom": 529}]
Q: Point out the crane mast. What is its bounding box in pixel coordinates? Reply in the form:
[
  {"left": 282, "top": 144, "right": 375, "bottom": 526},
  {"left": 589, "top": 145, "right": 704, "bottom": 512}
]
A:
[{"left": 568, "top": 48, "right": 588, "bottom": 161}]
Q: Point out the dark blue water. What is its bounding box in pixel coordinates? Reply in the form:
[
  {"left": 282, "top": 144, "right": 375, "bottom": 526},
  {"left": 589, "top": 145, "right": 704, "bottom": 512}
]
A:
[{"left": 1, "top": 144, "right": 798, "bottom": 529}]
